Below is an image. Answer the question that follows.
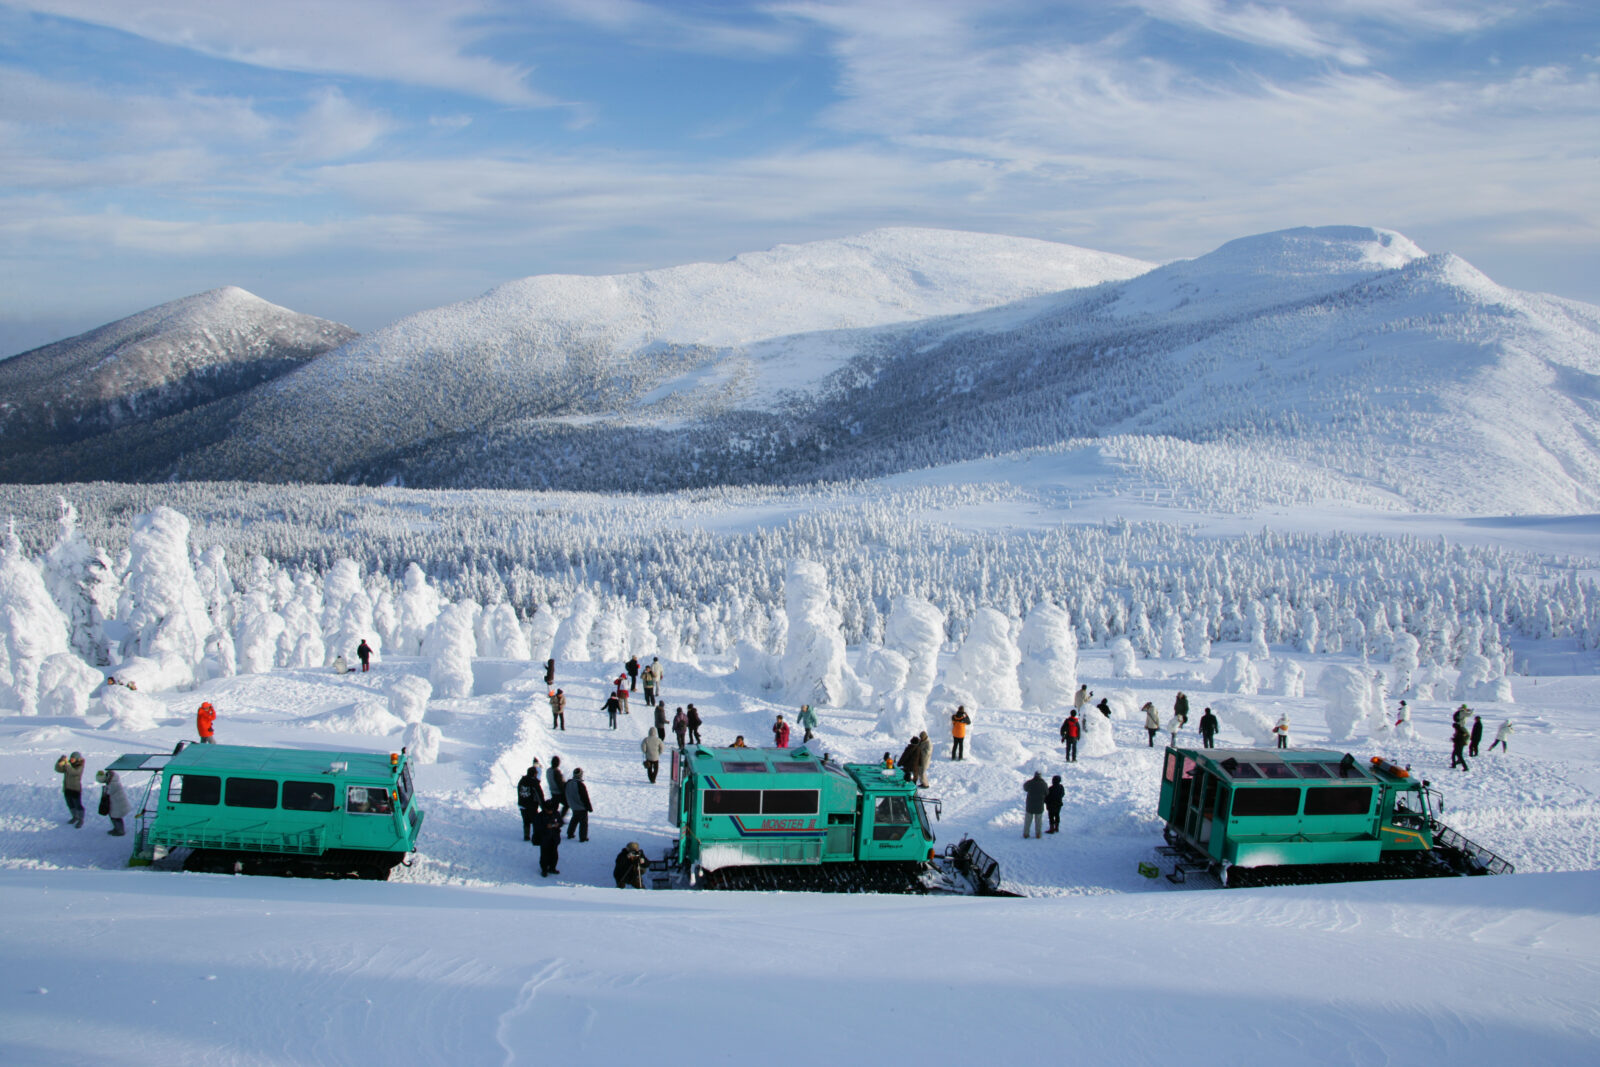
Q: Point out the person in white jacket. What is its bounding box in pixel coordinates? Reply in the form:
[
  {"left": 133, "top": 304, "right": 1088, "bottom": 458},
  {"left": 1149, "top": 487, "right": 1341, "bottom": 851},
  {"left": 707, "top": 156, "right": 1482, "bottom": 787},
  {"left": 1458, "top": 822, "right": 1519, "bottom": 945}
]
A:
[
  {"left": 1164, "top": 713, "right": 1183, "bottom": 748},
  {"left": 641, "top": 728, "right": 664, "bottom": 783},
  {"left": 95, "top": 768, "right": 132, "bottom": 836},
  {"left": 1143, "top": 702, "right": 1161, "bottom": 747},
  {"left": 1488, "top": 720, "right": 1513, "bottom": 753}
]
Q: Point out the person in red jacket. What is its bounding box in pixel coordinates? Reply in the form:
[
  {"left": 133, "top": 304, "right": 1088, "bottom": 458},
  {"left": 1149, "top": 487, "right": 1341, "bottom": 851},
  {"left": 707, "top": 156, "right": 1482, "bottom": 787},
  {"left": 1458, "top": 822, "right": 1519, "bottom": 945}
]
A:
[
  {"left": 1060, "top": 709, "right": 1081, "bottom": 763},
  {"left": 196, "top": 701, "right": 217, "bottom": 744}
]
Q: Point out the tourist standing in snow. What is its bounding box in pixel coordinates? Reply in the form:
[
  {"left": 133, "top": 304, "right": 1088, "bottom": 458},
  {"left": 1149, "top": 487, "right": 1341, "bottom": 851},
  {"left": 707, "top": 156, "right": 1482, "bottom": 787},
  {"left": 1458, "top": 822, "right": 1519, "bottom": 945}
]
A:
[
  {"left": 772, "top": 714, "right": 791, "bottom": 748},
  {"left": 1060, "top": 710, "right": 1080, "bottom": 763},
  {"left": 604, "top": 691, "right": 621, "bottom": 729},
  {"left": 1143, "top": 702, "right": 1161, "bottom": 747},
  {"left": 1199, "top": 707, "right": 1218, "bottom": 749},
  {"left": 898, "top": 736, "right": 919, "bottom": 782},
  {"left": 517, "top": 761, "right": 545, "bottom": 840},
  {"left": 95, "top": 768, "right": 131, "bottom": 836},
  {"left": 642, "top": 659, "right": 661, "bottom": 705},
  {"left": 686, "top": 704, "right": 703, "bottom": 744},
  {"left": 550, "top": 688, "right": 566, "bottom": 731},
  {"left": 564, "top": 769, "right": 592, "bottom": 842},
  {"left": 356, "top": 639, "right": 373, "bottom": 672},
  {"left": 1469, "top": 714, "right": 1484, "bottom": 757},
  {"left": 1045, "top": 775, "right": 1065, "bottom": 834},
  {"left": 1022, "top": 771, "right": 1048, "bottom": 839},
  {"left": 54, "top": 752, "right": 86, "bottom": 828},
  {"left": 1174, "top": 692, "right": 1190, "bottom": 727},
  {"left": 536, "top": 800, "right": 563, "bottom": 877},
  {"left": 950, "top": 706, "right": 971, "bottom": 760},
  {"left": 1165, "top": 711, "right": 1183, "bottom": 748},
  {"left": 544, "top": 658, "right": 556, "bottom": 688},
  {"left": 196, "top": 701, "right": 217, "bottom": 744},
  {"left": 1450, "top": 721, "right": 1471, "bottom": 771},
  {"left": 1274, "top": 714, "right": 1290, "bottom": 749},
  {"left": 613, "top": 674, "right": 630, "bottom": 716},
  {"left": 1073, "top": 685, "right": 1091, "bottom": 716},
  {"left": 613, "top": 842, "right": 648, "bottom": 889},
  {"left": 1489, "top": 719, "right": 1513, "bottom": 752},
  {"left": 641, "top": 728, "right": 663, "bottom": 783},
  {"left": 673, "top": 707, "right": 689, "bottom": 750},
  {"left": 546, "top": 757, "right": 568, "bottom": 815},
  {"left": 912, "top": 731, "right": 932, "bottom": 787},
  {"left": 653, "top": 701, "right": 669, "bottom": 744},
  {"left": 797, "top": 704, "right": 818, "bottom": 742},
  {"left": 625, "top": 655, "right": 640, "bottom": 693},
  {"left": 1395, "top": 700, "right": 1413, "bottom": 739}
]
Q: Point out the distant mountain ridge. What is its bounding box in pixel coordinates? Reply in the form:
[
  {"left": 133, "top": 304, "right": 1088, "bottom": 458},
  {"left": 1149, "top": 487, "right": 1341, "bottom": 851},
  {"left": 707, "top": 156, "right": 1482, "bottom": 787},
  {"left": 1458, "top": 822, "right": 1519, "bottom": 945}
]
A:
[
  {"left": 3, "top": 226, "right": 1598, "bottom": 514},
  {"left": 0, "top": 286, "right": 357, "bottom": 448}
]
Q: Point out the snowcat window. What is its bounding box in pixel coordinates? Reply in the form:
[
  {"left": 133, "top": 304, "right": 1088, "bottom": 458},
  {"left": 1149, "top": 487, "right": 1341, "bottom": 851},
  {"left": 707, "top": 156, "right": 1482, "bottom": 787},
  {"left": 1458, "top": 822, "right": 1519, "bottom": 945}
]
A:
[
  {"left": 225, "top": 777, "right": 278, "bottom": 809},
  {"left": 1258, "top": 763, "right": 1296, "bottom": 779},
  {"left": 702, "top": 789, "right": 762, "bottom": 815},
  {"left": 761, "top": 790, "right": 819, "bottom": 815},
  {"left": 1228, "top": 764, "right": 1261, "bottom": 779},
  {"left": 167, "top": 773, "right": 220, "bottom": 805},
  {"left": 1231, "top": 787, "right": 1300, "bottom": 817},
  {"left": 1163, "top": 753, "right": 1177, "bottom": 782},
  {"left": 872, "top": 796, "right": 912, "bottom": 840},
  {"left": 346, "top": 786, "right": 393, "bottom": 814},
  {"left": 1290, "top": 763, "right": 1330, "bottom": 779},
  {"left": 397, "top": 767, "right": 414, "bottom": 810},
  {"left": 776, "top": 762, "right": 818, "bottom": 774},
  {"left": 281, "top": 781, "right": 336, "bottom": 812},
  {"left": 1305, "top": 786, "right": 1373, "bottom": 816},
  {"left": 719, "top": 762, "right": 768, "bottom": 774}
]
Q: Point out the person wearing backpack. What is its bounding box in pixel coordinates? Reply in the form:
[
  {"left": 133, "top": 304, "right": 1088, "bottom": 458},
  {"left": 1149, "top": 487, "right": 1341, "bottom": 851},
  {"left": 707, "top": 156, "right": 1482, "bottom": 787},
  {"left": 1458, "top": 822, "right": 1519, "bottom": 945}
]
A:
[
  {"left": 517, "top": 761, "right": 545, "bottom": 840},
  {"left": 1060, "top": 710, "right": 1081, "bottom": 763}
]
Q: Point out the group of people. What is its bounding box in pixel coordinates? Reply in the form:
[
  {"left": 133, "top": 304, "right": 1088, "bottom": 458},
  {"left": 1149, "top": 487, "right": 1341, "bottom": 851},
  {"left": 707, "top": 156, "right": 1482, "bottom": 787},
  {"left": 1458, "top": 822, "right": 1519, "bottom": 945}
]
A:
[
  {"left": 1449, "top": 705, "right": 1513, "bottom": 770},
  {"left": 1021, "top": 771, "right": 1066, "bottom": 838},
  {"left": 516, "top": 755, "right": 595, "bottom": 877},
  {"left": 53, "top": 752, "right": 131, "bottom": 835}
]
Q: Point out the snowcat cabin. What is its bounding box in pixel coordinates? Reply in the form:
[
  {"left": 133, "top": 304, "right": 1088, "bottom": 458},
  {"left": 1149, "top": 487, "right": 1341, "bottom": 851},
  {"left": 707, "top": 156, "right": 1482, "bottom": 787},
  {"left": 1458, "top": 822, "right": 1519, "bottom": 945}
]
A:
[
  {"left": 118, "top": 743, "right": 425, "bottom": 879},
  {"left": 670, "top": 745, "right": 936, "bottom": 876},
  {"left": 1158, "top": 747, "right": 1392, "bottom": 870}
]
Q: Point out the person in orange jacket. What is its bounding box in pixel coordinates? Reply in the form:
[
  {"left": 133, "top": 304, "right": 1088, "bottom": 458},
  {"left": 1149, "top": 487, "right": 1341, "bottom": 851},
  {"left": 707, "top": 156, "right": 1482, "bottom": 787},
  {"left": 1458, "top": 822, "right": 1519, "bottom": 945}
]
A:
[
  {"left": 196, "top": 701, "right": 217, "bottom": 743},
  {"left": 950, "top": 706, "right": 972, "bottom": 761}
]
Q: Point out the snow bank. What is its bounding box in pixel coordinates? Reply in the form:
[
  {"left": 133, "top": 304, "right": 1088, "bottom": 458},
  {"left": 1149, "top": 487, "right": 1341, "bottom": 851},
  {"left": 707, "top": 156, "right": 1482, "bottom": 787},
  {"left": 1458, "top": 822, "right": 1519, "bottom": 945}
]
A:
[
  {"left": 402, "top": 721, "right": 442, "bottom": 764},
  {"left": 95, "top": 684, "right": 164, "bottom": 731},
  {"left": 388, "top": 674, "right": 434, "bottom": 724},
  {"left": 967, "top": 726, "right": 1033, "bottom": 767},
  {"left": 35, "top": 652, "right": 101, "bottom": 717},
  {"left": 1216, "top": 698, "right": 1277, "bottom": 747},
  {"left": 1078, "top": 703, "right": 1116, "bottom": 758},
  {"left": 302, "top": 698, "right": 404, "bottom": 736}
]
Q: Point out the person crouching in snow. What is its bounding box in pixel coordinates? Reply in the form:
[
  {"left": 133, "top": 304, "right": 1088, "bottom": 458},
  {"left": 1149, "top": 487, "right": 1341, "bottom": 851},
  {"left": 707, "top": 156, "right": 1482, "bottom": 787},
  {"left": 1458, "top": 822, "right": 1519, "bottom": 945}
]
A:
[{"left": 614, "top": 842, "right": 648, "bottom": 889}]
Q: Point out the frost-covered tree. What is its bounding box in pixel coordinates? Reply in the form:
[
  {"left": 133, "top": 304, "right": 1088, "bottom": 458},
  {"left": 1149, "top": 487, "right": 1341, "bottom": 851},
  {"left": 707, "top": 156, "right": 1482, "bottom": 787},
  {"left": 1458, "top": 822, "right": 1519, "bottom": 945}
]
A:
[
  {"left": 42, "top": 498, "right": 99, "bottom": 663},
  {"left": 1212, "top": 651, "right": 1259, "bottom": 695},
  {"left": 116, "top": 507, "right": 211, "bottom": 686},
  {"left": 234, "top": 592, "right": 286, "bottom": 675},
  {"left": 395, "top": 563, "right": 443, "bottom": 655},
  {"left": 1275, "top": 657, "right": 1305, "bottom": 698},
  {"left": 388, "top": 674, "right": 433, "bottom": 724},
  {"left": 1316, "top": 664, "right": 1370, "bottom": 742},
  {"left": 949, "top": 607, "right": 1022, "bottom": 708},
  {"left": 781, "top": 560, "right": 851, "bottom": 706},
  {"left": 0, "top": 526, "right": 74, "bottom": 714},
  {"left": 883, "top": 596, "right": 944, "bottom": 695},
  {"left": 427, "top": 601, "right": 479, "bottom": 699},
  {"left": 1391, "top": 631, "right": 1420, "bottom": 694},
  {"left": 1160, "top": 613, "right": 1185, "bottom": 660},
  {"left": 1017, "top": 601, "right": 1077, "bottom": 713},
  {"left": 478, "top": 602, "right": 531, "bottom": 660},
  {"left": 1184, "top": 614, "right": 1211, "bottom": 660},
  {"left": 1109, "top": 637, "right": 1141, "bottom": 679},
  {"left": 589, "top": 604, "right": 628, "bottom": 664},
  {"left": 551, "top": 591, "right": 599, "bottom": 664}
]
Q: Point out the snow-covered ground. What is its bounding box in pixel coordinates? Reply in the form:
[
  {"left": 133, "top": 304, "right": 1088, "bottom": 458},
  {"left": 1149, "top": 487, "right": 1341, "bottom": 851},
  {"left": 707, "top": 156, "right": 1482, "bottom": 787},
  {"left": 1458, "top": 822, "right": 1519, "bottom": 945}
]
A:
[{"left": 3, "top": 633, "right": 1598, "bottom": 1063}]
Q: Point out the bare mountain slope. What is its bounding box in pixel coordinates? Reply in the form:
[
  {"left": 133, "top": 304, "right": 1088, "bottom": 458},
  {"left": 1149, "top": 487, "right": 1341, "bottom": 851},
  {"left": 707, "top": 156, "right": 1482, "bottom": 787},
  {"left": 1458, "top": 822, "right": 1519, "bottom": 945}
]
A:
[{"left": 0, "top": 286, "right": 357, "bottom": 446}]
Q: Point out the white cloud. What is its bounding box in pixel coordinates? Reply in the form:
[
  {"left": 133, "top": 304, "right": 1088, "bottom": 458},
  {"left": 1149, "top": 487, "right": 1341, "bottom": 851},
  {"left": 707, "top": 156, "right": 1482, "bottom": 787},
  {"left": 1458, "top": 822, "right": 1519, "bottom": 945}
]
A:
[{"left": 10, "top": 0, "right": 556, "bottom": 105}]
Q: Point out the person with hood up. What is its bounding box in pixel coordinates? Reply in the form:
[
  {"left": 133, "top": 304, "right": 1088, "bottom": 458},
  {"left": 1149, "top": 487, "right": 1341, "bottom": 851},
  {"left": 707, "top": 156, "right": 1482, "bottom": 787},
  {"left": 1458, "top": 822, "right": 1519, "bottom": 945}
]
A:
[
  {"left": 546, "top": 756, "right": 568, "bottom": 815},
  {"left": 95, "top": 767, "right": 132, "bottom": 836},
  {"left": 549, "top": 688, "right": 566, "bottom": 731},
  {"left": 614, "top": 842, "right": 648, "bottom": 889},
  {"left": 1022, "top": 771, "right": 1048, "bottom": 839},
  {"left": 796, "top": 704, "right": 819, "bottom": 742},
  {"left": 196, "top": 701, "right": 217, "bottom": 744},
  {"left": 1199, "top": 707, "right": 1219, "bottom": 749},
  {"left": 655, "top": 701, "right": 669, "bottom": 744},
  {"left": 1060, "top": 710, "right": 1080, "bottom": 763},
  {"left": 1096, "top": 696, "right": 1112, "bottom": 719},
  {"left": 950, "top": 706, "right": 971, "bottom": 760},
  {"left": 641, "top": 728, "right": 663, "bottom": 783},
  {"left": 1045, "top": 775, "right": 1066, "bottom": 834},
  {"left": 1274, "top": 713, "right": 1290, "bottom": 749},
  {"left": 1469, "top": 714, "right": 1484, "bottom": 757},
  {"left": 673, "top": 707, "right": 689, "bottom": 750},
  {"left": 1174, "top": 692, "right": 1190, "bottom": 726},
  {"left": 686, "top": 704, "right": 703, "bottom": 745},
  {"left": 54, "top": 752, "right": 86, "bottom": 827},
  {"left": 536, "top": 799, "right": 563, "bottom": 877},
  {"left": 517, "top": 760, "right": 545, "bottom": 840},
  {"left": 565, "top": 768, "right": 593, "bottom": 842},
  {"left": 772, "top": 714, "right": 791, "bottom": 749},
  {"left": 1143, "top": 702, "right": 1161, "bottom": 747}
]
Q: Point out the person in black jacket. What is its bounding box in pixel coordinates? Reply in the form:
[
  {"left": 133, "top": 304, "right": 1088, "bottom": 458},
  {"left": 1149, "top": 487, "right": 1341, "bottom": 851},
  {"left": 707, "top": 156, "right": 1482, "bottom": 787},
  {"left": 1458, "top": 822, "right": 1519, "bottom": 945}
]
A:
[
  {"left": 544, "top": 658, "right": 556, "bottom": 687},
  {"left": 625, "top": 655, "right": 640, "bottom": 693},
  {"left": 654, "top": 701, "right": 669, "bottom": 744},
  {"left": 614, "top": 842, "right": 648, "bottom": 889},
  {"left": 565, "top": 768, "right": 593, "bottom": 842},
  {"left": 1045, "top": 775, "right": 1065, "bottom": 834},
  {"left": 516, "top": 761, "right": 545, "bottom": 841},
  {"left": 1023, "top": 771, "right": 1048, "bottom": 839},
  {"left": 1469, "top": 714, "right": 1484, "bottom": 757},
  {"left": 1199, "top": 707, "right": 1219, "bottom": 749},
  {"left": 686, "top": 704, "right": 703, "bottom": 745},
  {"left": 1174, "top": 691, "right": 1190, "bottom": 727},
  {"left": 536, "top": 800, "right": 563, "bottom": 877}
]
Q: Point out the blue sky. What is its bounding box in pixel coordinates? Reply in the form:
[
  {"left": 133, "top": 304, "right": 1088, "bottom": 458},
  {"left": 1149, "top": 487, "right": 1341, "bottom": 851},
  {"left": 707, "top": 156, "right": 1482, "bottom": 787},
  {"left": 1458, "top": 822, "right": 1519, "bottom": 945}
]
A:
[{"left": 1, "top": 0, "right": 1596, "bottom": 354}]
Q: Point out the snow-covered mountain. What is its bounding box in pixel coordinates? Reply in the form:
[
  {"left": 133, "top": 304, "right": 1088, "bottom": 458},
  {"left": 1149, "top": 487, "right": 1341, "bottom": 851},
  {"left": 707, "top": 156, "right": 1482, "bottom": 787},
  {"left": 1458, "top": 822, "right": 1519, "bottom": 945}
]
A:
[
  {"left": 0, "top": 286, "right": 357, "bottom": 450},
  {"left": 8, "top": 226, "right": 1599, "bottom": 513}
]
